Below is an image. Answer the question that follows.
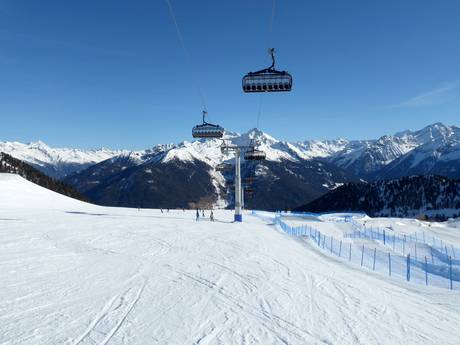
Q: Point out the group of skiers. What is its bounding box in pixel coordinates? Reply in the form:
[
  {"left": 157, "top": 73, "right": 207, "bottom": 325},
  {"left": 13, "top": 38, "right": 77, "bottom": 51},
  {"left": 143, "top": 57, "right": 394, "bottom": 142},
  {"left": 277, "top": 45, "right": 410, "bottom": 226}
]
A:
[
  {"left": 196, "top": 209, "right": 214, "bottom": 222},
  {"left": 157, "top": 207, "right": 215, "bottom": 222}
]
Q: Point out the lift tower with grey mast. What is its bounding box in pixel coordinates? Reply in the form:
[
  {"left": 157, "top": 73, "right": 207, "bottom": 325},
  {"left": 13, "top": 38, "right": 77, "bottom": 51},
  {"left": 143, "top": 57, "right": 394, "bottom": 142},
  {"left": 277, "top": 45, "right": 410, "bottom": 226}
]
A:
[{"left": 220, "top": 140, "right": 265, "bottom": 222}]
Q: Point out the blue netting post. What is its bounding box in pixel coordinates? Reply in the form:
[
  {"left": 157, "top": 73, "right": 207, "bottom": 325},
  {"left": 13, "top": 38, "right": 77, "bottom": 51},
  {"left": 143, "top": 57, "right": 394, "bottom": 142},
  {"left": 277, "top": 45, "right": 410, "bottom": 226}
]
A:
[
  {"left": 424, "top": 256, "right": 428, "bottom": 286},
  {"left": 449, "top": 256, "right": 453, "bottom": 290},
  {"left": 445, "top": 245, "right": 448, "bottom": 258},
  {"left": 452, "top": 245, "right": 456, "bottom": 259},
  {"left": 322, "top": 234, "right": 325, "bottom": 248},
  {"left": 330, "top": 236, "right": 333, "bottom": 254},
  {"left": 388, "top": 252, "right": 392, "bottom": 276},
  {"left": 339, "top": 240, "right": 342, "bottom": 257},
  {"left": 383, "top": 230, "right": 386, "bottom": 245},
  {"left": 349, "top": 243, "right": 352, "bottom": 261},
  {"left": 406, "top": 254, "right": 411, "bottom": 282},
  {"left": 361, "top": 245, "right": 365, "bottom": 266},
  {"left": 431, "top": 246, "right": 434, "bottom": 264},
  {"left": 373, "top": 248, "right": 377, "bottom": 270}
]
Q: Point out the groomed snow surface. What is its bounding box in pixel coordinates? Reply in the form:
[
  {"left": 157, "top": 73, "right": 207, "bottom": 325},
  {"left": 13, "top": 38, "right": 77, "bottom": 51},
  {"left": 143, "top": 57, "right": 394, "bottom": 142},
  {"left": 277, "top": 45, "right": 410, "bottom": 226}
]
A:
[{"left": 1, "top": 173, "right": 460, "bottom": 345}]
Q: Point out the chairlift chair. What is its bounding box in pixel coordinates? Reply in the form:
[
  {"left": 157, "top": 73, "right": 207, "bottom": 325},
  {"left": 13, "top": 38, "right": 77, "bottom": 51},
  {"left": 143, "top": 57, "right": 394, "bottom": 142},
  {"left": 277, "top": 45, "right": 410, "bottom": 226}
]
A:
[
  {"left": 216, "top": 163, "right": 231, "bottom": 172},
  {"left": 192, "top": 111, "right": 224, "bottom": 138},
  {"left": 244, "top": 147, "right": 266, "bottom": 161},
  {"left": 242, "top": 48, "right": 292, "bottom": 93}
]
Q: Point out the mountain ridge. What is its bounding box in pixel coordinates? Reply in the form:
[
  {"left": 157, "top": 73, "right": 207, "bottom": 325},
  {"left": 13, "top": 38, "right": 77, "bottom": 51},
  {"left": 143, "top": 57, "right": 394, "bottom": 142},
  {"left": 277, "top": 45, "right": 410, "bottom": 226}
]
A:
[{"left": 3, "top": 122, "right": 460, "bottom": 211}]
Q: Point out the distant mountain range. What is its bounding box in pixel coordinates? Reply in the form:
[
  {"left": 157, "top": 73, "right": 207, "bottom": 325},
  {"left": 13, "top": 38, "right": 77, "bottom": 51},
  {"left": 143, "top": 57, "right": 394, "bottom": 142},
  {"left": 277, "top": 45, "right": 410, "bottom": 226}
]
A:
[
  {"left": 294, "top": 175, "right": 460, "bottom": 220},
  {"left": 0, "top": 140, "right": 124, "bottom": 178},
  {"left": 2, "top": 122, "right": 460, "bottom": 212}
]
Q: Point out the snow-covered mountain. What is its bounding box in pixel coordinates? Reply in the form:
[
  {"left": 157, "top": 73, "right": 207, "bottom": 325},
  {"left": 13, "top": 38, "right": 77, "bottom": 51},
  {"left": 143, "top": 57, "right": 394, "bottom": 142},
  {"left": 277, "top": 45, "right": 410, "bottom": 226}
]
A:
[
  {"left": 3, "top": 122, "right": 460, "bottom": 210},
  {"left": 0, "top": 140, "right": 124, "bottom": 178},
  {"left": 64, "top": 130, "right": 357, "bottom": 210},
  {"left": 376, "top": 123, "right": 460, "bottom": 180}
]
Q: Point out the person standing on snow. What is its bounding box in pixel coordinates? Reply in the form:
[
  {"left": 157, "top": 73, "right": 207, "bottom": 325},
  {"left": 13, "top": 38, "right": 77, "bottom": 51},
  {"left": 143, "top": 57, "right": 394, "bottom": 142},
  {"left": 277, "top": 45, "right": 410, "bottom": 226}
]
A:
[
  {"left": 196, "top": 209, "right": 200, "bottom": 221},
  {"left": 210, "top": 210, "right": 214, "bottom": 222}
]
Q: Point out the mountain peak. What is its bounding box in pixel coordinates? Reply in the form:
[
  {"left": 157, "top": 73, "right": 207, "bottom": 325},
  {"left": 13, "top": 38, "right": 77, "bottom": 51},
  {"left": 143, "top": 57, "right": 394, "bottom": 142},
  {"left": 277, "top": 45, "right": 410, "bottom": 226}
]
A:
[
  {"left": 29, "top": 140, "right": 49, "bottom": 148},
  {"left": 244, "top": 128, "right": 278, "bottom": 144}
]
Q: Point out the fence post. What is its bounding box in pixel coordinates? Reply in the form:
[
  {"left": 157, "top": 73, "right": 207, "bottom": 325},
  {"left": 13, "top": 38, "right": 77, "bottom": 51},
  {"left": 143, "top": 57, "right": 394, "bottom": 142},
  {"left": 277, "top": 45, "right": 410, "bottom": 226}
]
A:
[
  {"left": 424, "top": 256, "right": 428, "bottom": 286},
  {"left": 349, "top": 243, "right": 352, "bottom": 261},
  {"left": 406, "top": 254, "right": 411, "bottom": 282},
  {"left": 330, "top": 236, "right": 333, "bottom": 254},
  {"left": 339, "top": 240, "right": 342, "bottom": 257},
  {"left": 373, "top": 248, "right": 377, "bottom": 271},
  {"left": 383, "top": 230, "right": 386, "bottom": 245},
  {"left": 445, "top": 245, "right": 448, "bottom": 258},
  {"left": 431, "top": 246, "right": 434, "bottom": 264},
  {"left": 388, "top": 252, "right": 392, "bottom": 276},
  {"left": 450, "top": 256, "right": 453, "bottom": 290},
  {"left": 361, "top": 245, "right": 365, "bottom": 266},
  {"left": 452, "top": 245, "right": 456, "bottom": 259}
]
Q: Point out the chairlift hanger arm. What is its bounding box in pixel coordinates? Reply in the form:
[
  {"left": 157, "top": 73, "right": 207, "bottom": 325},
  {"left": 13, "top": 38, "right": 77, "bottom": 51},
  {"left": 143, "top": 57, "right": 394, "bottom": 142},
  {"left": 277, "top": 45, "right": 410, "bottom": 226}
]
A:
[
  {"left": 248, "top": 48, "right": 279, "bottom": 75},
  {"left": 202, "top": 110, "right": 207, "bottom": 124}
]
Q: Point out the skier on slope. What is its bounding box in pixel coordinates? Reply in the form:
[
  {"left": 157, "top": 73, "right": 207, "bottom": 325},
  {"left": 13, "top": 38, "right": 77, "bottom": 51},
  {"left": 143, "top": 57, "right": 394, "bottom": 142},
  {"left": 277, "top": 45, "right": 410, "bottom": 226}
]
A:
[
  {"left": 196, "top": 209, "right": 200, "bottom": 221},
  {"left": 210, "top": 210, "right": 214, "bottom": 222}
]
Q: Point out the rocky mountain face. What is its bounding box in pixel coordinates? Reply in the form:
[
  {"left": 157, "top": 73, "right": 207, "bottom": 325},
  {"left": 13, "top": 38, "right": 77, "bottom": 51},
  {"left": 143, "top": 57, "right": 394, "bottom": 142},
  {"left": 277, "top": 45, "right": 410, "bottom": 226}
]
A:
[
  {"left": 63, "top": 131, "right": 358, "bottom": 210},
  {"left": 325, "top": 123, "right": 460, "bottom": 180},
  {"left": 294, "top": 175, "right": 460, "bottom": 220},
  {"left": 2, "top": 122, "right": 460, "bottom": 211},
  {"left": 0, "top": 152, "right": 87, "bottom": 202}
]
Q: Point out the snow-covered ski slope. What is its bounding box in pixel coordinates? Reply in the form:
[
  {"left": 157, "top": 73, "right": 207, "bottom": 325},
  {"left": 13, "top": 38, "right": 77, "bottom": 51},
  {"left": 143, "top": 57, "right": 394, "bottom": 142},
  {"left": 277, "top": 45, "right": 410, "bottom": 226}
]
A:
[{"left": 1, "top": 173, "right": 460, "bottom": 345}]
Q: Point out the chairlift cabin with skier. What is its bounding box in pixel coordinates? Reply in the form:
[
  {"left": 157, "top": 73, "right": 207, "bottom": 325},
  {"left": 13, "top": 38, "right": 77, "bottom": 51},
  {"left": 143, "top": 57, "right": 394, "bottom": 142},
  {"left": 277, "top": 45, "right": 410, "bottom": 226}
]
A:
[{"left": 242, "top": 49, "right": 292, "bottom": 93}]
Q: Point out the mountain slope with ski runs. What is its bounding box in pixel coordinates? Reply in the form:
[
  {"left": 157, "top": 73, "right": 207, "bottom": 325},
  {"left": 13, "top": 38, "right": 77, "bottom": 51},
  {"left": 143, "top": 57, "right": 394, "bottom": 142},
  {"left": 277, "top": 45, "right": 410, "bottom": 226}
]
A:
[
  {"left": 2, "top": 122, "right": 460, "bottom": 210},
  {"left": 1, "top": 173, "right": 460, "bottom": 345}
]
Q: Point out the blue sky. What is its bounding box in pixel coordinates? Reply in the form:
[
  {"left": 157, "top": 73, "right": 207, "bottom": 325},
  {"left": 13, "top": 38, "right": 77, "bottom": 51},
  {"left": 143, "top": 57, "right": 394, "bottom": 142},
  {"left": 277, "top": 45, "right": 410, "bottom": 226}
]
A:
[{"left": 0, "top": 0, "right": 459, "bottom": 149}]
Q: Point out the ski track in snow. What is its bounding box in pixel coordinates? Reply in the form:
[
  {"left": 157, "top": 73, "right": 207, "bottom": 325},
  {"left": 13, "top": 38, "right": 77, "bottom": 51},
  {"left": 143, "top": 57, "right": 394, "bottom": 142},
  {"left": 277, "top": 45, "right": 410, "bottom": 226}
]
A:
[{"left": 1, "top": 174, "right": 460, "bottom": 345}]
